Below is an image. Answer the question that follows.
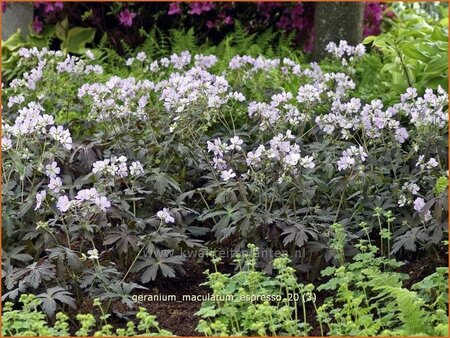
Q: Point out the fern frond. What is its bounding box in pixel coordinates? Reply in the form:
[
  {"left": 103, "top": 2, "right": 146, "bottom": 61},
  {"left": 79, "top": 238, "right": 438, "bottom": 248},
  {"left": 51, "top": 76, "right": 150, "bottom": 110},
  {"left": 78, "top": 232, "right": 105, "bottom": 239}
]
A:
[{"left": 170, "top": 27, "right": 196, "bottom": 53}]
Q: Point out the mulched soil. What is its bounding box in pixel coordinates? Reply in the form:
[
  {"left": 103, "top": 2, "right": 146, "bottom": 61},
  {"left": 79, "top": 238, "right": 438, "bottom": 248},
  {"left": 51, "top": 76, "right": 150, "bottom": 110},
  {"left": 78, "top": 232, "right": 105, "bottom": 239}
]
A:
[
  {"left": 136, "top": 258, "right": 211, "bottom": 336},
  {"left": 398, "top": 249, "right": 447, "bottom": 288}
]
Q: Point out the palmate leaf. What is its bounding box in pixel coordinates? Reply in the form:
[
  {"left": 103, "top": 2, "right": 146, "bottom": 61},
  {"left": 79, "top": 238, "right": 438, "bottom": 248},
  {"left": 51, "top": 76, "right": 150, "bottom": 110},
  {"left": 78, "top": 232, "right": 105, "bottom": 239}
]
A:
[
  {"left": 9, "top": 261, "right": 56, "bottom": 289},
  {"left": 101, "top": 282, "right": 147, "bottom": 308},
  {"left": 37, "top": 286, "right": 76, "bottom": 316},
  {"left": 104, "top": 224, "right": 139, "bottom": 254},
  {"left": 391, "top": 227, "right": 430, "bottom": 254},
  {"left": 2, "top": 246, "right": 33, "bottom": 266},
  {"left": 281, "top": 223, "right": 318, "bottom": 248},
  {"left": 47, "top": 246, "right": 83, "bottom": 271},
  {"left": 145, "top": 169, "right": 181, "bottom": 195},
  {"left": 134, "top": 250, "right": 185, "bottom": 283}
]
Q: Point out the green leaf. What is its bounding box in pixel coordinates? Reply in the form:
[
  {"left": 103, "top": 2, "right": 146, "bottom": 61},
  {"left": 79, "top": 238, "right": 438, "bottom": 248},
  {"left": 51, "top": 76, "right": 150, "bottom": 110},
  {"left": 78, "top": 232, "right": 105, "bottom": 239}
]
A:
[
  {"left": 55, "top": 17, "right": 69, "bottom": 41},
  {"left": 431, "top": 26, "right": 448, "bottom": 42},
  {"left": 434, "top": 176, "right": 448, "bottom": 196},
  {"left": 362, "top": 35, "right": 376, "bottom": 44},
  {"left": 399, "top": 44, "right": 430, "bottom": 62},
  {"left": 2, "top": 30, "right": 25, "bottom": 51},
  {"left": 424, "top": 55, "right": 448, "bottom": 74},
  {"left": 60, "top": 27, "right": 96, "bottom": 54}
]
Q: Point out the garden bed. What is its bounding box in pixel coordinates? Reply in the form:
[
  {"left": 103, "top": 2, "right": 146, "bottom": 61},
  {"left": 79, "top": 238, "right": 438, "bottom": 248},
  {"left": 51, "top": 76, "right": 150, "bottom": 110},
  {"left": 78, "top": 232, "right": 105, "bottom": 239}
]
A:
[{"left": 1, "top": 2, "right": 448, "bottom": 337}]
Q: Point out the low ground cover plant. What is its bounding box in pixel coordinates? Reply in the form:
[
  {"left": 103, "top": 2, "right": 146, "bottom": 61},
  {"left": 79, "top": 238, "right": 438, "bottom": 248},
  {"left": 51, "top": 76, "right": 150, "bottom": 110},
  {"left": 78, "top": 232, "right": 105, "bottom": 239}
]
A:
[
  {"left": 2, "top": 294, "right": 172, "bottom": 336},
  {"left": 196, "top": 242, "right": 448, "bottom": 336},
  {"left": 1, "top": 3, "right": 448, "bottom": 335}
]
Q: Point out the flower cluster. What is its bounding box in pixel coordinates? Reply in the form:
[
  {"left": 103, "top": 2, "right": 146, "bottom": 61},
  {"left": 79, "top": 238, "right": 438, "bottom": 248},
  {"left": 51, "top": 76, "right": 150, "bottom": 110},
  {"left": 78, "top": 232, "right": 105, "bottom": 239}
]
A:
[
  {"left": 325, "top": 40, "right": 366, "bottom": 66},
  {"left": 315, "top": 85, "right": 447, "bottom": 144},
  {"left": 248, "top": 91, "right": 307, "bottom": 130},
  {"left": 56, "top": 188, "right": 111, "bottom": 213},
  {"left": 78, "top": 76, "right": 154, "bottom": 122},
  {"left": 157, "top": 208, "right": 175, "bottom": 224},
  {"left": 207, "top": 131, "right": 316, "bottom": 183},
  {"left": 157, "top": 66, "right": 244, "bottom": 129},
  {"left": 56, "top": 55, "right": 103, "bottom": 75},
  {"left": 396, "top": 86, "right": 448, "bottom": 128},
  {"left": 325, "top": 40, "right": 366, "bottom": 59},
  {"left": 2, "top": 101, "right": 72, "bottom": 150},
  {"left": 415, "top": 155, "right": 439, "bottom": 171},
  {"left": 92, "top": 156, "right": 144, "bottom": 178},
  {"left": 229, "top": 55, "right": 280, "bottom": 72},
  {"left": 126, "top": 51, "right": 193, "bottom": 71},
  {"left": 207, "top": 136, "right": 244, "bottom": 178},
  {"left": 337, "top": 146, "right": 368, "bottom": 171}
]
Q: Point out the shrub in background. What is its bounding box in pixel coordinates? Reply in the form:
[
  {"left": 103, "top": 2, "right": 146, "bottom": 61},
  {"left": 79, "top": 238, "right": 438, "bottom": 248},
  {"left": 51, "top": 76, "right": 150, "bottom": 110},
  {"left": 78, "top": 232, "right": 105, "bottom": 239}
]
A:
[{"left": 3, "top": 1, "right": 388, "bottom": 54}]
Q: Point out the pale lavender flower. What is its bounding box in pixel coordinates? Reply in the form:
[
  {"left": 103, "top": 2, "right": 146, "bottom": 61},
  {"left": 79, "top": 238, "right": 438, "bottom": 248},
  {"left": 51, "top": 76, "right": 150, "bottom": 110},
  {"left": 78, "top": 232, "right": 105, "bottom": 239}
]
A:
[
  {"left": 157, "top": 208, "right": 175, "bottom": 224},
  {"left": 337, "top": 155, "right": 355, "bottom": 171},
  {"left": 85, "top": 50, "right": 95, "bottom": 60},
  {"left": 398, "top": 195, "right": 407, "bottom": 207},
  {"left": 45, "top": 161, "right": 60, "bottom": 179},
  {"left": 207, "top": 138, "right": 228, "bottom": 157},
  {"left": 413, "top": 197, "right": 425, "bottom": 212},
  {"left": 400, "top": 87, "right": 418, "bottom": 102},
  {"left": 94, "top": 196, "right": 111, "bottom": 211},
  {"left": 87, "top": 248, "right": 99, "bottom": 260},
  {"left": 76, "top": 188, "right": 99, "bottom": 201},
  {"left": 426, "top": 158, "right": 438, "bottom": 169},
  {"left": 413, "top": 197, "right": 432, "bottom": 221},
  {"left": 403, "top": 182, "right": 419, "bottom": 195},
  {"left": 136, "top": 52, "right": 147, "bottom": 62},
  {"left": 246, "top": 145, "right": 265, "bottom": 167},
  {"left": 48, "top": 177, "right": 62, "bottom": 193},
  {"left": 220, "top": 169, "right": 236, "bottom": 181},
  {"left": 117, "top": 162, "right": 128, "bottom": 178},
  {"left": 297, "top": 84, "right": 323, "bottom": 104},
  {"left": 129, "top": 161, "right": 144, "bottom": 176},
  {"left": 56, "top": 195, "right": 71, "bottom": 213},
  {"left": 228, "top": 136, "right": 244, "bottom": 151},
  {"left": 415, "top": 155, "right": 426, "bottom": 169},
  {"left": 284, "top": 152, "right": 301, "bottom": 166},
  {"left": 92, "top": 159, "right": 110, "bottom": 175},
  {"left": 194, "top": 54, "right": 218, "bottom": 68},
  {"left": 2, "top": 137, "right": 12, "bottom": 151},
  {"left": 394, "top": 127, "right": 409, "bottom": 143},
  {"left": 49, "top": 126, "right": 72, "bottom": 150},
  {"left": 35, "top": 190, "right": 46, "bottom": 210},
  {"left": 212, "top": 157, "right": 227, "bottom": 170},
  {"left": 300, "top": 155, "right": 315, "bottom": 169},
  {"left": 7, "top": 94, "right": 25, "bottom": 108}
]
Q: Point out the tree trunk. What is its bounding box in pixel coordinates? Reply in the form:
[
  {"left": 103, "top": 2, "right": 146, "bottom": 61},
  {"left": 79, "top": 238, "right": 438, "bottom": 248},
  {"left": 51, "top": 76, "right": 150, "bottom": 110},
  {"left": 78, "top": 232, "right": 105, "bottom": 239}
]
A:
[
  {"left": 2, "top": 3, "right": 34, "bottom": 39},
  {"left": 313, "top": 2, "right": 364, "bottom": 61}
]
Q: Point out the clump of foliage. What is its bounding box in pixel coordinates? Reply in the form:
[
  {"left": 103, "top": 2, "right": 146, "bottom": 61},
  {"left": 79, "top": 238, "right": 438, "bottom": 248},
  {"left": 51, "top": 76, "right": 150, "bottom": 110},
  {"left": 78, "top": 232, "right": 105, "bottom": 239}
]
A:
[
  {"left": 4, "top": 2, "right": 386, "bottom": 54},
  {"left": 317, "top": 240, "right": 448, "bottom": 336},
  {"left": 363, "top": 3, "right": 448, "bottom": 98},
  {"left": 2, "top": 294, "right": 172, "bottom": 336},
  {"left": 196, "top": 244, "right": 319, "bottom": 336},
  {"left": 196, "top": 240, "right": 448, "bottom": 336}
]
